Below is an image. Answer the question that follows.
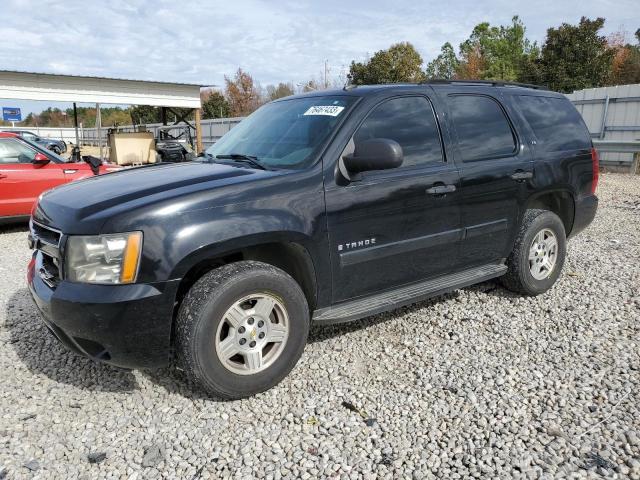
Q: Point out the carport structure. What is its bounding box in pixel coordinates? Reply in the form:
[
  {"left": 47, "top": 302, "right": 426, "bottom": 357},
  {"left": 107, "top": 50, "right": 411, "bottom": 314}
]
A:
[{"left": 0, "top": 70, "right": 204, "bottom": 155}]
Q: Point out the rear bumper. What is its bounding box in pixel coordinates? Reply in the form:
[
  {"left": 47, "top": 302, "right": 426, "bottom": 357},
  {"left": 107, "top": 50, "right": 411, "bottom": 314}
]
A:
[
  {"left": 27, "top": 251, "right": 179, "bottom": 369},
  {"left": 570, "top": 194, "right": 598, "bottom": 238}
]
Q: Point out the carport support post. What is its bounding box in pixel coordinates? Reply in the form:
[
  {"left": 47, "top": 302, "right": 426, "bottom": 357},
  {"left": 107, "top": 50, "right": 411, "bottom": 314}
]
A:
[
  {"left": 195, "top": 108, "right": 203, "bottom": 154},
  {"left": 73, "top": 102, "right": 79, "bottom": 147},
  {"left": 96, "top": 103, "right": 103, "bottom": 160}
]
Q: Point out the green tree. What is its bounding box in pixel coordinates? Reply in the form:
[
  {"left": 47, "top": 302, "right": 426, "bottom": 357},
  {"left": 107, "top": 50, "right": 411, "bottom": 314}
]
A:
[
  {"left": 266, "top": 82, "right": 295, "bottom": 100},
  {"left": 348, "top": 42, "right": 425, "bottom": 84},
  {"left": 456, "top": 16, "right": 536, "bottom": 81},
  {"left": 425, "top": 42, "right": 459, "bottom": 79},
  {"left": 130, "top": 105, "right": 161, "bottom": 125},
  {"left": 538, "top": 17, "right": 614, "bottom": 92},
  {"left": 201, "top": 89, "right": 230, "bottom": 118}
]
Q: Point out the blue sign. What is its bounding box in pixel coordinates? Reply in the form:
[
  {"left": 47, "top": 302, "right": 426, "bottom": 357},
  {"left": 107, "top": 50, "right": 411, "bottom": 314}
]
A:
[{"left": 3, "top": 107, "right": 21, "bottom": 122}]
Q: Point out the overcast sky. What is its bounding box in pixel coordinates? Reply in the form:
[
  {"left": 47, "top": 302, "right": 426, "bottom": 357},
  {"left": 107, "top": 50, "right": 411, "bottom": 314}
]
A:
[{"left": 1, "top": 0, "right": 639, "bottom": 115}]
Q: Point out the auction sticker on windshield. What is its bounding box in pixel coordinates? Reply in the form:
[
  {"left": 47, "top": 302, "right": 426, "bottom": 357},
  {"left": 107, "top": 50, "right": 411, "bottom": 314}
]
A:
[{"left": 303, "top": 106, "right": 345, "bottom": 116}]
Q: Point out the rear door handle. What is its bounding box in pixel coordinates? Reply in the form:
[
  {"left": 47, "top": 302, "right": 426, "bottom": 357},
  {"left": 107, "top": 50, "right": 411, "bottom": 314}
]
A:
[
  {"left": 426, "top": 184, "right": 456, "bottom": 196},
  {"left": 0, "top": 174, "right": 7, "bottom": 179},
  {"left": 511, "top": 171, "right": 533, "bottom": 181}
]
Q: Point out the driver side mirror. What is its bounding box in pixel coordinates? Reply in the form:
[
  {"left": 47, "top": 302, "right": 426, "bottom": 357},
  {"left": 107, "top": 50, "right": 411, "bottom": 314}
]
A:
[
  {"left": 342, "top": 138, "right": 403, "bottom": 174},
  {"left": 32, "top": 152, "right": 50, "bottom": 166}
]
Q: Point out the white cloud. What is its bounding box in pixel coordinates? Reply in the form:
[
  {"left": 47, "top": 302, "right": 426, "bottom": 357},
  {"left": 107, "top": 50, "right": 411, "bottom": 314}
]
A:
[{"left": 0, "top": 0, "right": 638, "bottom": 91}]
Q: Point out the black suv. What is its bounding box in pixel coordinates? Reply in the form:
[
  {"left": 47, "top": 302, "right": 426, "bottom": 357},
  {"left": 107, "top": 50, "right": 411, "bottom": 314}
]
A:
[{"left": 27, "top": 81, "right": 598, "bottom": 398}]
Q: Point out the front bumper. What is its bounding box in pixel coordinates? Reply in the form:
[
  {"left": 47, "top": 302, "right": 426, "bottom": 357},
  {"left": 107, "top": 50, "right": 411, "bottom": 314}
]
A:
[
  {"left": 569, "top": 194, "right": 598, "bottom": 238},
  {"left": 27, "top": 251, "right": 179, "bottom": 369}
]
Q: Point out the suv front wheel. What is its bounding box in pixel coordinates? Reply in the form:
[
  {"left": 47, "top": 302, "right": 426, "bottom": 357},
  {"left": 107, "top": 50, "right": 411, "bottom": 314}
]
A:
[
  {"left": 175, "top": 261, "right": 309, "bottom": 399},
  {"left": 500, "top": 209, "right": 567, "bottom": 295}
]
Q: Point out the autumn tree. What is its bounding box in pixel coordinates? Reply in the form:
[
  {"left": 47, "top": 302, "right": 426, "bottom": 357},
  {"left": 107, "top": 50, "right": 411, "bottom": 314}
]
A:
[
  {"left": 201, "top": 89, "right": 230, "bottom": 119},
  {"left": 224, "top": 68, "right": 262, "bottom": 116},
  {"left": 348, "top": 42, "right": 425, "bottom": 84},
  {"left": 425, "top": 42, "right": 459, "bottom": 79},
  {"left": 266, "top": 82, "right": 295, "bottom": 100},
  {"left": 537, "top": 17, "right": 615, "bottom": 92},
  {"left": 607, "top": 28, "right": 640, "bottom": 85}
]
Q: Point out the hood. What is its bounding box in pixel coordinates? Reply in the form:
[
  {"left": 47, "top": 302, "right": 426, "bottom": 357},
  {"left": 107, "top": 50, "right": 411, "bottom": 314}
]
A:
[{"left": 34, "top": 161, "right": 281, "bottom": 233}]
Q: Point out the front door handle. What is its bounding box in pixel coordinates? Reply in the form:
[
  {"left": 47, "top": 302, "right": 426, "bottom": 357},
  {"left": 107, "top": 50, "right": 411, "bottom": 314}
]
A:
[
  {"left": 511, "top": 171, "right": 533, "bottom": 181},
  {"left": 0, "top": 174, "right": 7, "bottom": 179},
  {"left": 426, "top": 184, "right": 456, "bottom": 196}
]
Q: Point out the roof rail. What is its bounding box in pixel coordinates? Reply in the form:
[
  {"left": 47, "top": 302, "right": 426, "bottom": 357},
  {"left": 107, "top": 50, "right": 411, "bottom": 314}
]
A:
[{"left": 422, "top": 79, "right": 548, "bottom": 90}]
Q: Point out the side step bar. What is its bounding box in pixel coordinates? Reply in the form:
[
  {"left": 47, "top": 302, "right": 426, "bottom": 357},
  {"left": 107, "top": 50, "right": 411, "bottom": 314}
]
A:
[{"left": 312, "top": 263, "right": 507, "bottom": 325}]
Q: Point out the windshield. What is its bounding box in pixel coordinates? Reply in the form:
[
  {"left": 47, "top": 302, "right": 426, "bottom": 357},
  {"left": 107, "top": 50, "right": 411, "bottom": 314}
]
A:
[{"left": 205, "top": 95, "right": 356, "bottom": 169}]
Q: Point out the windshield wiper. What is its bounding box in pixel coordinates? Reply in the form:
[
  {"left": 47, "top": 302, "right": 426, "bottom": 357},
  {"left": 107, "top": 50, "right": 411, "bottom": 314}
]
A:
[{"left": 215, "top": 153, "right": 268, "bottom": 170}]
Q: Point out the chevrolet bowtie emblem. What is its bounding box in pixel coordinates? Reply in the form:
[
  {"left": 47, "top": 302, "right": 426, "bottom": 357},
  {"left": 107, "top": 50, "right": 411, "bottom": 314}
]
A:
[{"left": 250, "top": 329, "right": 257, "bottom": 339}]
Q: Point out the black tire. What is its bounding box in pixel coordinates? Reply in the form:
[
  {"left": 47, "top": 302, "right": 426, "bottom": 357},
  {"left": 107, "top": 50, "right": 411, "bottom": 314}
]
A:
[
  {"left": 500, "top": 209, "right": 567, "bottom": 296},
  {"left": 175, "top": 261, "right": 309, "bottom": 399}
]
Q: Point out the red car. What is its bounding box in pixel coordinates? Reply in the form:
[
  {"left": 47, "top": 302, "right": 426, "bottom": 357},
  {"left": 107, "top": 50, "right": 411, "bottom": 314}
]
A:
[{"left": 0, "top": 132, "right": 119, "bottom": 222}]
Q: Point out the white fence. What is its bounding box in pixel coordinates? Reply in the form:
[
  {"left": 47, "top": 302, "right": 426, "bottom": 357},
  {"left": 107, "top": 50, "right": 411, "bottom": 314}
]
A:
[
  {"left": 0, "top": 126, "right": 79, "bottom": 143},
  {"left": 1, "top": 117, "right": 245, "bottom": 148},
  {"left": 79, "top": 117, "right": 244, "bottom": 149},
  {"left": 567, "top": 83, "right": 640, "bottom": 167}
]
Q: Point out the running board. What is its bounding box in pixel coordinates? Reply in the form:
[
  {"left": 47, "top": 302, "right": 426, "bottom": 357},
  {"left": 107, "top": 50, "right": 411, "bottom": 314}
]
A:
[{"left": 312, "top": 264, "right": 507, "bottom": 325}]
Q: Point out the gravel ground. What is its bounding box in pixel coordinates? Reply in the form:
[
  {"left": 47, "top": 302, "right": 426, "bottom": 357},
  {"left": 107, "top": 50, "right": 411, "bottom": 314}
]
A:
[{"left": 1, "top": 173, "right": 639, "bottom": 479}]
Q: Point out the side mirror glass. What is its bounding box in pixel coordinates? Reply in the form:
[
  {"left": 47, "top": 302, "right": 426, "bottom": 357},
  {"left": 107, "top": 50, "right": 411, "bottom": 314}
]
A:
[{"left": 342, "top": 138, "right": 403, "bottom": 174}]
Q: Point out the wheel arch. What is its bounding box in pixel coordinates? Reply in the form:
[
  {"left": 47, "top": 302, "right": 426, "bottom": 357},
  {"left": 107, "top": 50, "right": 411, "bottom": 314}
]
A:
[
  {"left": 172, "top": 236, "right": 319, "bottom": 315},
  {"left": 525, "top": 189, "right": 575, "bottom": 236}
]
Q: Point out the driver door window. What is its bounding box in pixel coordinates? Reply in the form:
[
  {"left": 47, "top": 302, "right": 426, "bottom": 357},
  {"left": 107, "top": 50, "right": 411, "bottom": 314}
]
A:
[
  {"left": 354, "top": 96, "right": 444, "bottom": 169},
  {"left": 0, "top": 138, "right": 37, "bottom": 163}
]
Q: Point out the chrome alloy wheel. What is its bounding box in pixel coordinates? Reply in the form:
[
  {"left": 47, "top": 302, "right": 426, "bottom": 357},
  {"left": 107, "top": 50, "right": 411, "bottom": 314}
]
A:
[
  {"left": 529, "top": 228, "right": 558, "bottom": 280},
  {"left": 215, "top": 293, "right": 289, "bottom": 375}
]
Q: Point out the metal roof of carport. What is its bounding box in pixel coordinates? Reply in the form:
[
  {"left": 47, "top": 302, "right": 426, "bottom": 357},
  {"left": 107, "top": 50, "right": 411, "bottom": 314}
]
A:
[{"left": 0, "top": 70, "right": 202, "bottom": 108}]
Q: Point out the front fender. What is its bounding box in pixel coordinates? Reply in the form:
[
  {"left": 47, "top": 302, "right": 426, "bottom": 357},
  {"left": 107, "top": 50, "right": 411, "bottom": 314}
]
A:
[{"left": 131, "top": 193, "right": 328, "bottom": 284}]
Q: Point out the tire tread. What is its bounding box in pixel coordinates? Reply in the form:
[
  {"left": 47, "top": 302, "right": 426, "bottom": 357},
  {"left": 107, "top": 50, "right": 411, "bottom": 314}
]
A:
[{"left": 175, "top": 261, "right": 308, "bottom": 399}]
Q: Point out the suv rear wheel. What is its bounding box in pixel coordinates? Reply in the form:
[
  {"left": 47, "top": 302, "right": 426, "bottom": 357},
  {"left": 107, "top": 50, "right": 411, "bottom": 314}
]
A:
[
  {"left": 175, "top": 261, "right": 309, "bottom": 399},
  {"left": 500, "top": 209, "right": 567, "bottom": 295}
]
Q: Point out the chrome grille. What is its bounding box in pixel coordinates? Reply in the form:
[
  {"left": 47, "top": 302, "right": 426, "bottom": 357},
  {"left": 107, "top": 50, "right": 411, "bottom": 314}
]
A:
[
  {"left": 29, "top": 220, "right": 63, "bottom": 287},
  {"left": 31, "top": 220, "right": 61, "bottom": 247}
]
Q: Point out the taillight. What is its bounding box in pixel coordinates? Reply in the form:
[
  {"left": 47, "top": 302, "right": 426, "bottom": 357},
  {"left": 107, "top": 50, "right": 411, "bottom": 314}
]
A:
[{"left": 590, "top": 147, "right": 599, "bottom": 194}]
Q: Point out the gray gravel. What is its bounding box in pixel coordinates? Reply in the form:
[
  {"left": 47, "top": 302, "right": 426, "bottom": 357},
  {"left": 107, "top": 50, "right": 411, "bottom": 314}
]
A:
[{"left": 1, "top": 173, "right": 639, "bottom": 479}]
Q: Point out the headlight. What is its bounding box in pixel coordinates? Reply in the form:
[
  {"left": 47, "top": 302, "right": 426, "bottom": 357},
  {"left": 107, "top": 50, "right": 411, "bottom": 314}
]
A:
[{"left": 65, "top": 232, "right": 142, "bottom": 284}]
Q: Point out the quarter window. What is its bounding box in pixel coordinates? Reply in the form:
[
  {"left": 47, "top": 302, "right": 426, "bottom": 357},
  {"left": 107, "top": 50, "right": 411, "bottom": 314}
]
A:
[
  {"left": 516, "top": 95, "right": 591, "bottom": 152},
  {"left": 354, "top": 96, "right": 444, "bottom": 168},
  {"left": 448, "top": 95, "right": 516, "bottom": 161}
]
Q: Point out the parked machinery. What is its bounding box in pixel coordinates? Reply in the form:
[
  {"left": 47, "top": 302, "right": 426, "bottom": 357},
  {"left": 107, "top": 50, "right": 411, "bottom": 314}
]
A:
[{"left": 154, "top": 125, "right": 196, "bottom": 163}]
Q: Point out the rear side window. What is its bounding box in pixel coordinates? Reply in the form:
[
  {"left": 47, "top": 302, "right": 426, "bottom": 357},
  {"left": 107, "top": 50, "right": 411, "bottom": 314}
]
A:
[
  {"left": 354, "top": 96, "right": 444, "bottom": 167},
  {"left": 516, "top": 95, "right": 591, "bottom": 152},
  {"left": 448, "top": 95, "right": 517, "bottom": 161}
]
